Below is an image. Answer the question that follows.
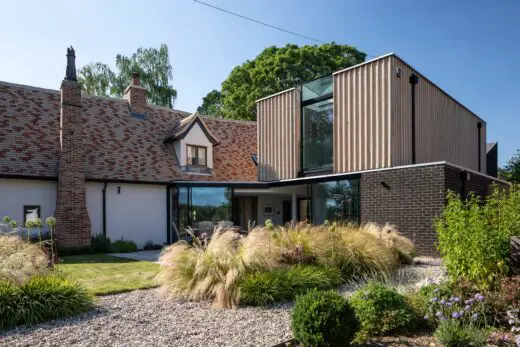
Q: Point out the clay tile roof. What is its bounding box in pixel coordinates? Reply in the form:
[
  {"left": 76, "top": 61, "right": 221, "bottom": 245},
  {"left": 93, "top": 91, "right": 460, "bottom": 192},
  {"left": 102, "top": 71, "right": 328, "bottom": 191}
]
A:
[
  {"left": 165, "top": 111, "right": 220, "bottom": 145},
  {"left": 0, "top": 81, "right": 258, "bottom": 183}
]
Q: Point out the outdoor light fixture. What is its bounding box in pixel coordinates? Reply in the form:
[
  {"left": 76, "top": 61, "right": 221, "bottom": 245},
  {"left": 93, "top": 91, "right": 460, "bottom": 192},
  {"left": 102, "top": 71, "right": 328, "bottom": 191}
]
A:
[
  {"left": 117, "top": 186, "right": 121, "bottom": 194},
  {"left": 381, "top": 181, "right": 391, "bottom": 190}
]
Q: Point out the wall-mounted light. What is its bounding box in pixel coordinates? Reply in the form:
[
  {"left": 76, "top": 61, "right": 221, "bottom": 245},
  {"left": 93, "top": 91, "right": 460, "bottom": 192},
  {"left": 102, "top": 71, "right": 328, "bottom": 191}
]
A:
[
  {"left": 380, "top": 181, "right": 391, "bottom": 190},
  {"left": 396, "top": 67, "right": 401, "bottom": 78},
  {"left": 117, "top": 186, "right": 121, "bottom": 194}
]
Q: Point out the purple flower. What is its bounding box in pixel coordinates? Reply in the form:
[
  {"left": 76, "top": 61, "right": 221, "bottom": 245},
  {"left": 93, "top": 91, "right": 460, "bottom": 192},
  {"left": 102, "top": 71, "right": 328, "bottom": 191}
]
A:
[
  {"left": 435, "top": 311, "right": 443, "bottom": 318},
  {"left": 475, "top": 294, "right": 485, "bottom": 302},
  {"left": 434, "top": 287, "right": 440, "bottom": 293},
  {"left": 449, "top": 297, "right": 455, "bottom": 302},
  {"left": 440, "top": 299, "right": 447, "bottom": 305},
  {"left": 452, "top": 312, "right": 461, "bottom": 318},
  {"left": 427, "top": 277, "right": 434, "bottom": 284},
  {"left": 447, "top": 302, "right": 453, "bottom": 307},
  {"left": 431, "top": 297, "right": 439, "bottom": 303},
  {"left": 459, "top": 310, "right": 465, "bottom": 316},
  {"left": 424, "top": 315, "right": 429, "bottom": 320},
  {"left": 453, "top": 297, "right": 461, "bottom": 303},
  {"left": 465, "top": 305, "right": 471, "bottom": 311},
  {"left": 472, "top": 313, "right": 479, "bottom": 320},
  {"left": 464, "top": 299, "right": 474, "bottom": 305}
]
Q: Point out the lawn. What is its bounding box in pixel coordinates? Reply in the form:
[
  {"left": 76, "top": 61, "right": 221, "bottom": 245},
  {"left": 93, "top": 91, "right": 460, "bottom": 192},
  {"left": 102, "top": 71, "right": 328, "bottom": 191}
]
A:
[{"left": 58, "top": 254, "right": 160, "bottom": 295}]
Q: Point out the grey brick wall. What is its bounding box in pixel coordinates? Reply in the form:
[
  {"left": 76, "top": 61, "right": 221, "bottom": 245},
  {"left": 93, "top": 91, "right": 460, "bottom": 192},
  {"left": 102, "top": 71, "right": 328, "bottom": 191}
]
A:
[{"left": 360, "top": 164, "right": 446, "bottom": 256}]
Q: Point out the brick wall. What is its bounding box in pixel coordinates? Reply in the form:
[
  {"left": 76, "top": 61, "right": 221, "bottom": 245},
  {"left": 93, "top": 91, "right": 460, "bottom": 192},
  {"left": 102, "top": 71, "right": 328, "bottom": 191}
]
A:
[
  {"left": 54, "top": 79, "right": 91, "bottom": 246},
  {"left": 360, "top": 164, "right": 446, "bottom": 256}
]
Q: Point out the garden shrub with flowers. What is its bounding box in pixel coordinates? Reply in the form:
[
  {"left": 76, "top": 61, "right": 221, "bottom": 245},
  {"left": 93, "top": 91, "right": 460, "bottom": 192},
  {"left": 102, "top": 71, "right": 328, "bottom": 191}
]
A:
[{"left": 156, "top": 221, "right": 415, "bottom": 308}]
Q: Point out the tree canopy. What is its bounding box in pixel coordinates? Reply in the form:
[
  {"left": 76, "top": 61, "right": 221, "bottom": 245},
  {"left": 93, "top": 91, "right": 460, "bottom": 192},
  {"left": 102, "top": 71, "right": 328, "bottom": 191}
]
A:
[
  {"left": 198, "top": 43, "right": 366, "bottom": 120},
  {"left": 499, "top": 149, "right": 520, "bottom": 183},
  {"left": 78, "top": 44, "right": 177, "bottom": 108}
]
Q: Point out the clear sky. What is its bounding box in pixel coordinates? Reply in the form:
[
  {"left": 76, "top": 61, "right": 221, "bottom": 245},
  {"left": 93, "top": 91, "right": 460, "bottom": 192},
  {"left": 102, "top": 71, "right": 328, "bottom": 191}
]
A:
[{"left": 1, "top": 0, "right": 519, "bottom": 165}]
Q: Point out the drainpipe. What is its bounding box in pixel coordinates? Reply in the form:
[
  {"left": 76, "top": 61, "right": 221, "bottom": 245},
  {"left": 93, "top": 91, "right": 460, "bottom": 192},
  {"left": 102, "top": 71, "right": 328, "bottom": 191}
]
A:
[
  {"left": 477, "top": 122, "right": 482, "bottom": 172},
  {"left": 409, "top": 74, "right": 419, "bottom": 164},
  {"left": 102, "top": 182, "right": 107, "bottom": 237}
]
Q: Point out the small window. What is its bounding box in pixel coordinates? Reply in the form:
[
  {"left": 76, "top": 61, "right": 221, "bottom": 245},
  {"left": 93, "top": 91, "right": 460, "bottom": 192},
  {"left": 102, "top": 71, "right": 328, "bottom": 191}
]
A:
[
  {"left": 187, "top": 145, "right": 207, "bottom": 166},
  {"left": 23, "top": 205, "right": 40, "bottom": 225}
]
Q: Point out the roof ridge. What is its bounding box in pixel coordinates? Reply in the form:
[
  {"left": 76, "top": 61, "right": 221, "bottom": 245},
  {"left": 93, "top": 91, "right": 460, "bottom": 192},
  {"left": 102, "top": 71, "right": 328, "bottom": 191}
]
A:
[{"left": 199, "top": 115, "right": 257, "bottom": 125}]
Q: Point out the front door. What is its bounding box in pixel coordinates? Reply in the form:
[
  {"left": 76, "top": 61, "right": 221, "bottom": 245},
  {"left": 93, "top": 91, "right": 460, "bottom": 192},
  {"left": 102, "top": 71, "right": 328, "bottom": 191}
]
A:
[{"left": 282, "top": 200, "right": 292, "bottom": 225}]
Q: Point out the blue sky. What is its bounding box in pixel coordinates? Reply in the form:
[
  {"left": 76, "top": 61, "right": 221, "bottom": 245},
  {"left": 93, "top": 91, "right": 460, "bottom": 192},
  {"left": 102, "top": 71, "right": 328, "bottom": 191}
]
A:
[{"left": 1, "top": 0, "right": 519, "bottom": 165}]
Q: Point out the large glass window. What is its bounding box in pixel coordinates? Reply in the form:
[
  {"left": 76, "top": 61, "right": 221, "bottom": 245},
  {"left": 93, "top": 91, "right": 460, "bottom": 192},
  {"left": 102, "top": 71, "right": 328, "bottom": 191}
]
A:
[
  {"left": 311, "top": 179, "right": 359, "bottom": 224},
  {"left": 301, "top": 75, "right": 334, "bottom": 171}
]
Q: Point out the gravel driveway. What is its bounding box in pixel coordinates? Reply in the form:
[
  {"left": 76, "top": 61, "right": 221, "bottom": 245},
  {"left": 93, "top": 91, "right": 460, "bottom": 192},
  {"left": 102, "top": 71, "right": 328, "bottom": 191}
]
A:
[
  {"left": 0, "top": 258, "right": 444, "bottom": 347},
  {"left": 1, "top": 289, "right": 293, "bottom": 347}
]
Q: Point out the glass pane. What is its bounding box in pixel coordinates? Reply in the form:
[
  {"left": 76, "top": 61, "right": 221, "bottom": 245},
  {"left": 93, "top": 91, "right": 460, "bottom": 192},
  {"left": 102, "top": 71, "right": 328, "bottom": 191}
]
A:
[
  {"left": 191, "top": 187, "right": 232, "bottom": 228},
  {"left": 187, "top": 146, "right": 194, "bottom": 165},
  {"left": 198, "top": 147, "right": 207, "bottom": 166},
  {"left": 302, "top": 98, "right": 333, "bottom": 170},
  {"left": 178, "top": 187, "right": 189, "bottom": 239},
  {"left": 311, "top": 179, "right": 359, "bottom": 224},
  {"left": 302, "top": 75, "right": 333, "bottom": 102}
]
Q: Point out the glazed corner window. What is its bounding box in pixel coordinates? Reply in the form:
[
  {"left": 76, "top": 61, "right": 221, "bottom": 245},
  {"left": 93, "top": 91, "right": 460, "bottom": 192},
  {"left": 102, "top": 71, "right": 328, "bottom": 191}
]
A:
[
  {"left": 187, "top": 145, "right": 207, "bottom": 166},
  {"left": 23, "top": 205, "right": 40, "bottom": 225}
]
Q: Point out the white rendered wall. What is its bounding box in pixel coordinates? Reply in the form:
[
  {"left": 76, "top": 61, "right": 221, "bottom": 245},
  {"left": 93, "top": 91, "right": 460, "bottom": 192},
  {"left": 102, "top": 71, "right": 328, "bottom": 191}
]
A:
[
  {"left": 0, "top": 179, "right": 57, "bottom": 224},
  {"left": 173, "top": 123, "right": 214, "bottom": 169},
  {"left": 105, "top": 183, "right": 167, "bottom": 248},
  {"left": 86, "top": 182, "right": 103, "bottom": 237}
]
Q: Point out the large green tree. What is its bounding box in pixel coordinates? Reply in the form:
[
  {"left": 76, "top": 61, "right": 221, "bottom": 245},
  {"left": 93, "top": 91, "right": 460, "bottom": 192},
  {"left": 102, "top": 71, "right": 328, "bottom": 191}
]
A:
[
  {"left": 198, "top": 43, "right": 366, "bottom": 120},
  {"left": 499, "top": 149, "right": 520, "bottom": 183},
  {"left": 78, "top": 44, "right": 177, "bottom": 108},
  {"left": 197, "top": 90, "right": 223, "bottom": 117}
]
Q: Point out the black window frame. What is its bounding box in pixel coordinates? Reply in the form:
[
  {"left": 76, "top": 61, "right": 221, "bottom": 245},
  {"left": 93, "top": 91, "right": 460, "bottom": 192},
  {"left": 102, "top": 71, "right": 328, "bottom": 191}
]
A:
[
  {"left": 186, "top": 144, "right": 208, "bottom": 167},
  {"left": 23, "top": 205, "right": 41, "bottom": 225}
]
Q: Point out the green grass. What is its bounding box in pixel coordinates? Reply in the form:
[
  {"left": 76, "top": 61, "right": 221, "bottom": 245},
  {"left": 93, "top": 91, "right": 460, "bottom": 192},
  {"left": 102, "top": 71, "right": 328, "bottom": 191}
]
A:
[{"left": 57, "top": 254, "right": 160, "bottom": 295}]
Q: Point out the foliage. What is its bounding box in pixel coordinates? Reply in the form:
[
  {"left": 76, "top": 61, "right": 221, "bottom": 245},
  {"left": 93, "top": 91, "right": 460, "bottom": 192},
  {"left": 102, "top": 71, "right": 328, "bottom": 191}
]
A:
[
  {"left": 499, "top": 149, "right": 520, "bottom": 183},
  {"left": 239, "top": 265, "right": 341, "bottom": 306},
  {"left": 487, "top": 276, "right": 520, "bottom": 325},
  {"left": 91, "top": 234, "right": 112, "bottom": 254},
  {"left": 435, "top": 188, "right": 520, "bottom": 288},
  {"left": 349, "top": 282, "right": 414, "bottom": 340},
  {"left": 78, "top": 44, "right": 177, "bottom": 108},
  {"left": 0, "top": 273, "right": 93, "bottom": 330},
  {"left": 110, "top": 239, "right": 138, "bottom": 253},
  {"left": 200, "top": 43, "right": 366, "bottom": 120},
  {"left": 157, "top": 223, "right": 411, "bottom": 308},
  {"left": 0, "top": 234, "right": 49, "bottom": 285},
  {"left": 197, "top": 89, "right": 223, "bottom": 117},
  {"left": 58, "top": 254, "right": 159, "bottom": 295},
  {"left": 291, "top": 289, "right": 358, "bottom": 347},
  {"left": 434, "top": 319, "right": 488, "bottom": 347},
  {"left": 57, "top": 245, "right": 96, "bottom": 257}
]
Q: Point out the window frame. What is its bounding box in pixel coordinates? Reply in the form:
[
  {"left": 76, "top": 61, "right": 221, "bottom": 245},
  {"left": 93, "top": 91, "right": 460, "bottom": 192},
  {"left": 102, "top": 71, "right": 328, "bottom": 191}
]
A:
[
  {"left": 186, "top": 144, "right": 208, "bottom": 167},
  {"left": 23, "top": 205, "right": 41, "bottom": 225}
]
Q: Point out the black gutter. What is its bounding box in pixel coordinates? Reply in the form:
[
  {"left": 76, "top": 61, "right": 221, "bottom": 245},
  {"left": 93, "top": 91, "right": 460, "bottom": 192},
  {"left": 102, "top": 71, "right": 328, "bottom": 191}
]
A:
[
  {"left": 477, "top": 122, "right": 482, "bottom": 172},
  {"left": 409, "top": 74, "right": 419, "bottom": 164},
  {"left": 170, "top": 181, "right": 269, "bottom": 189},
  {"left": 86, "top": 178, "right": 170, "bottom": 185},
  {"left": 166, "top": 186, "right": 171, "bottom": 244},
  {"left": 0, "top": 174, "right": 57, "bottom": 181},
  {"left": 102, "top": 182, "right": 107, "bottom": 237}
]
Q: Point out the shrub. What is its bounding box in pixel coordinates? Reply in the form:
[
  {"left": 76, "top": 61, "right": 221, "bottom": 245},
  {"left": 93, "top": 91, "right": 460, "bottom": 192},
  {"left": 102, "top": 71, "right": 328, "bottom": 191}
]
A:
[
  {"left": 57, "top": 245, "right": 94, "bottom": 257},
  {"left": 239, "top": 265, "right": 342, "bottom": 306},
  {"left": 0, "top": 234, "right": 49, "bottom": 285},
  {"left": 0, "top": 273, "right": 93, "bottom": 329},
  {"left": 91, "top": 234, "right": 111, "bottom": 253},
  {"left": 110, "top": 239, "right": 137, "bottom": 253},
  {"left": 434, "top": 320, "right": 487, "bottom": 347},
  {"left": 349, "top": 282, "right": 414, "bottom": 340},
  {"left": 436, "top": 187, "right": 520, "bottom": 288},
  {"left": 291, "top": 289, "right": 358, "bottom": 347}
]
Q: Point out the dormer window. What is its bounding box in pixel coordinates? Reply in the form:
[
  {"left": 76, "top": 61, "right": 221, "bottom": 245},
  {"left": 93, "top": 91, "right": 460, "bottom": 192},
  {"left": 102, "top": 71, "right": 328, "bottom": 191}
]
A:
[{"left": 187, "top": 145, "right": 207, "bottom": 167}]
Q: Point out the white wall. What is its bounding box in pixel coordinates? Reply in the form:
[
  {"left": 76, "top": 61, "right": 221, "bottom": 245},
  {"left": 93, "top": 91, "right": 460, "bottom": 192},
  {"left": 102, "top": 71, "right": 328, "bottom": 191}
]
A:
[
  {"left": 86, "top": 183, "right": 167, "bottom": 248},
  {"left": 0, "top": 178, "right": 57, "bottom": 225},
  {"left": 174, "top": 123, "right": 214, "bottom": 169}
]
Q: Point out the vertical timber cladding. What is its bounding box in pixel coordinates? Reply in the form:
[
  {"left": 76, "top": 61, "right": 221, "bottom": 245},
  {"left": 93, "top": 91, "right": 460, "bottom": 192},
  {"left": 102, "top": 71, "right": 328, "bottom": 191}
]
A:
[
  {"left": 256, "top": 88, "right": 301, "bottom": 181},
  {"left": 391, "top": 55, "right": 487, "bottom": 172},
  {"left": 333, "top": 55, "right": 393, "bottom": 173}
]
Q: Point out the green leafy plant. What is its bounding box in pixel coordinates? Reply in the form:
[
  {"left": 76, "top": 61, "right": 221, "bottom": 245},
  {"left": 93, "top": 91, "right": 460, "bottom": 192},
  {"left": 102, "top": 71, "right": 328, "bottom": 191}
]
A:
[
  {"left": 46, "top": 217, "right": 56, "bottom": 264},
  {"left": 239, "top": 265, "right": 342, "bottom": 306},
  {"left": 436, "top": 187, "right": 520, "bottom": 288},
  {"left": 0, "top": 273, "right": 93, "bottom": 329},
  {"left": 91, "top": 234, "right": 112, "bottom": 253},
  {"left": 291, "top": 289, "right": 359, "bottom": 347},
  {"left": 435, "top": 319, "right": 487, "bottom": 347},
  {"left": 349, "top": 282, "right": 414, "bottom": 341},
  {"left": 110, "top": 239, "right": 137, "bottom": 253}
]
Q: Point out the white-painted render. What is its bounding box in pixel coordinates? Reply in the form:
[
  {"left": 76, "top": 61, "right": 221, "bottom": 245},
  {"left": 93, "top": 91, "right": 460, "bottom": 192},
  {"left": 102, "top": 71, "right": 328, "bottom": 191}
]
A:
[
  {"left": 0, "top": 179, "right": 57, "bottom": 225},
  {"left": 86, "top": 183, "right": 167, "bottom": 248},
  {"left": 173, "top": 122, "right": 214, "bottom": 169}
]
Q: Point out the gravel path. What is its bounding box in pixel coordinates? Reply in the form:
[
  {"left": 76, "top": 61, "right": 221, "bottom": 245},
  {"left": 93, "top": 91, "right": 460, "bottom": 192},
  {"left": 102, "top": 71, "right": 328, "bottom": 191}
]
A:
[
  {"left": 0, "top": 258, "right": 444, "bottom": 347},
  {"left": 1, "top": 289, "right": 293, "bottom": 347}
]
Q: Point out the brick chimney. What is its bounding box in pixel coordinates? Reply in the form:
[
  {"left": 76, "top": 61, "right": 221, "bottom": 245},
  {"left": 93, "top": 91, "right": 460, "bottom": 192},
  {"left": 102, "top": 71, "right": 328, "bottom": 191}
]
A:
[
  {"left": 54, "top": 46, "right": 91, "bottom": 246},
  {"left": 124, "top": 72, "right": 147, "bottom": 115}
]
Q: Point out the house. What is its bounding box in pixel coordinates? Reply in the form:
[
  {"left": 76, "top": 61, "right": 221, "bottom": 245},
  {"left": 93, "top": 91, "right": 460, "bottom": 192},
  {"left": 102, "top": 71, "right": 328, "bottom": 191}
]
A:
[{"left": 0, "top": 47, "right": 507, "bottom": 255}]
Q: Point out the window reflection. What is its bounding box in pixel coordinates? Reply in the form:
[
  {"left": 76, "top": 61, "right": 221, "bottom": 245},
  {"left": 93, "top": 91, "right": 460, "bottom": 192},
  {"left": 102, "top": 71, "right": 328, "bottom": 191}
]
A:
[{"left": 311, "top": 179, "right": 359, "bottom": 224}]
